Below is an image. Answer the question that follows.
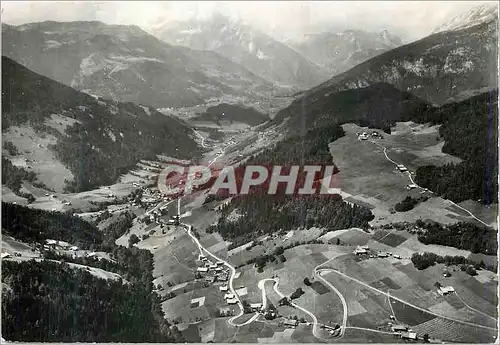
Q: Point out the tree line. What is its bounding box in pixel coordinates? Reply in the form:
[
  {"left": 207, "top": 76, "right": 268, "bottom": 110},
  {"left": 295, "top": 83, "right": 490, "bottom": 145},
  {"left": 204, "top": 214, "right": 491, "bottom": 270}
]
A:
[{"left": 1, "top": 203, "right": 185, "bottom": 342}]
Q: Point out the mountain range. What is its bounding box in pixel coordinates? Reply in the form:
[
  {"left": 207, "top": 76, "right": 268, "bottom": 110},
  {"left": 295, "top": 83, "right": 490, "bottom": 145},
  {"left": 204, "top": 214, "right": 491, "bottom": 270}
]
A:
[
  {"left": 290, "top": 29, "right": 403, "bottom": 77},
  {"left": 2, "top": 21, "right": 276, "bottom": 109},
  {"left": 284, "top": 14, "right": 497, "bottom": 116},
  {"left": 2, "top": 56, "right": 200, "bottom": 192},
  {"left": 152, "top": 13, "right": 329, "bottom": 90}
]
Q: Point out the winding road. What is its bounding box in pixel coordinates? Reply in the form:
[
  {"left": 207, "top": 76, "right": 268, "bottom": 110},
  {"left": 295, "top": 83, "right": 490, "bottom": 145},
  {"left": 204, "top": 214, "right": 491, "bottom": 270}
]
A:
[
  {"left": 370, "top": 140, "right": 491, "bottom": 227},
  {"left": 257, "top": 278, "right": 331, "bottom": 341},
  {"left": 317, "top": 266, "right": 497, "bottom": 331}
]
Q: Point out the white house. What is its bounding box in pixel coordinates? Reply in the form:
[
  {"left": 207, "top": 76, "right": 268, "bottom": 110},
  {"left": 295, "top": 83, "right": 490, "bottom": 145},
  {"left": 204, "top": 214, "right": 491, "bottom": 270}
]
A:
[{"left": 437, "top": 286, "right": 455, "bottom": 296}]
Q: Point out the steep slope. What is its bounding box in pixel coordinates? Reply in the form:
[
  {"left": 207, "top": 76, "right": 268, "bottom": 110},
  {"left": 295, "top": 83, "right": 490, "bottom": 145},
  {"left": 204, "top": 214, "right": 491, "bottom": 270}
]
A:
[
  {"left": 291, "top": 29, "right": 403, "bottom": 77},
  {"left": 286, "top": 18, "right": 497, "bottom": 108},
  {"left": 2, "top": 21, "right": 275, "bottom": 108},
  {"left": 153, "top": 13, "right": 328, "bottom": 90},
  {"left": 415, "top": 90, "right": 498, "bottom": 204},
  {"left": 433, "top": 3, "right": 498, "bottom": 34},
  {"left": 2, "top": 56, "right": 200, "bottom": 192},
  {"left": 275, "top": 83, "right": 432, "bottom": 134}
]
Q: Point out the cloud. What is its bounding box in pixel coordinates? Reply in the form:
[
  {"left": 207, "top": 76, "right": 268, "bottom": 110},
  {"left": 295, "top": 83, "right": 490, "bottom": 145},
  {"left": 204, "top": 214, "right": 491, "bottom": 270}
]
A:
[{"left": 2, "top": 1, "right": 497, "bottom": 41}]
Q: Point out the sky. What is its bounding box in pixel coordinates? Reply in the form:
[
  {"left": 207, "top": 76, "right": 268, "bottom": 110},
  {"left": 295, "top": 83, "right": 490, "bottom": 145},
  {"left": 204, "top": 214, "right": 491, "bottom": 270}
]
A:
[{"left": 1, "top": 1, "right": 497, "bottom": 42}]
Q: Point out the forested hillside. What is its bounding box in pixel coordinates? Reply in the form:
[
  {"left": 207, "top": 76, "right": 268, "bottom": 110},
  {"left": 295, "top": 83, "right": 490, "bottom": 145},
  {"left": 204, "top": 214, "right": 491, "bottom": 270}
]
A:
[
  {"left": 415, "top": 91, "right": 498, "bottom": 204},
  {"left": 207, "top": 125, "right": 374, "bottom": 247},
  {"left": 274, "top": 83, "right": 433, "bottom": 134},
  {"left": 2, "top": 56, "right": 200, "bottom": 192},
  {"left": 1, "top": 203, "right": 184, "bottom": 342}
]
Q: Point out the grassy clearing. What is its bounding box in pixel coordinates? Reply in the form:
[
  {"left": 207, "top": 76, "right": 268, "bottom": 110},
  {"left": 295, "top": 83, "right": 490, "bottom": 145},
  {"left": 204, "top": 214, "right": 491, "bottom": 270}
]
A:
[{"left": 390, "top": 298, "right": 436, "bottom": 325}]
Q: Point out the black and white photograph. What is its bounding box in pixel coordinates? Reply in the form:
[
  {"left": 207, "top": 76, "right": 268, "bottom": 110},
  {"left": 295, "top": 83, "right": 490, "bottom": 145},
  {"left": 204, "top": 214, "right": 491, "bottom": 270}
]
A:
[{"left": 1, "top": 1, "right": 498, "bottom": 343}]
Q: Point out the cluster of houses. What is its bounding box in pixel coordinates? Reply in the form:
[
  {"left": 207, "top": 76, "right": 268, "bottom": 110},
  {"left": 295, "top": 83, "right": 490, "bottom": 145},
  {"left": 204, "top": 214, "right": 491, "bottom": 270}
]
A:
[
  {"left": 396, "top": 164, "right": 408, "bottom": 172},
  {"left": 357, "top": 131, "right": 382, "bottom": 141},
  {"left": 196, "top": 255, "right": 229, "bottom": 285},
  {"left": 353, "top": 246, "right": 402, "bottom": 259},
  {"left": 390, "top": 324, "right": 418, "bottom": 340}
]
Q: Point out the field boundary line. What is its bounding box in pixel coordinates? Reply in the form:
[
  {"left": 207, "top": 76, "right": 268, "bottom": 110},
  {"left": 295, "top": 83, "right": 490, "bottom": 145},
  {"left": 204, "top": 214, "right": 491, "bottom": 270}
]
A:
[
  {"left": 369, "top": 140, "right": 491, "bottom": 227},
  {"left": 345, "top": 326, "right": 397, "bottom": 335},
  {"left": 321, "top": 267, "right": 497, "bottom": 331},
  {"left": 454, "top": 291, "right": 498, "bottom": 323}
]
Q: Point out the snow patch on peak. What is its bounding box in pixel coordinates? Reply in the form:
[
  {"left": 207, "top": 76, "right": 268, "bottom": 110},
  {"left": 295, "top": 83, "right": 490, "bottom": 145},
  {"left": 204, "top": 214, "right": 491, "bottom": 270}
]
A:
[{"left": 433, "top": 3, "right": 498, "bottom": 34}]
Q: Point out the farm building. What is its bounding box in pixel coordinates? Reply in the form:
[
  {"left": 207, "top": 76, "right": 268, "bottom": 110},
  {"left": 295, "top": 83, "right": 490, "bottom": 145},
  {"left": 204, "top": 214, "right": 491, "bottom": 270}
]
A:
[
  {"left": 284, "top": 319, "right": 299, "bottom": 328},
  {"left": 209, "top": 264, "right": 217, "bottom": 269},
  {"left": 406, "top": 184, "right": 418, "bottom": 190},
  {"left": 437, "top": 286, "right": 455, "bottom": 295},
  {"left": 218, "top": 306, "right": 232, "bottom": 316},
  {"left": 219, "top": 285, "right": 229, "bottom": 292},
  {"left": 224, "top": 293, "right": 235, "bottom": 300},
  {"left": 249, "top": 303, "right": 263, "bottom": 312},
  {"left": 206, "top": 276, "right": 216, "bottom": 284},
  {"left": 198, "top": 254, "right": 206, "bottom": 260},
  {"left": 397, "top": 164, "right": 408, "bottom": 172},
  {"left": 216, "top": 261, "right": 224, "bottom": 266},
  {"left": 401, "top": 332, "right": 418, "bottom": 340},
  {"left": 227, "top": 298, "right": 238, "bottom": 305},
  {"left": 215, "top": 267, "right": 223, "bottom": 272},
  {"left": 358, "top": 132, "right": 369, "bottom": 140},
  {"left": 197, "top": 267, "right": 208, "bottom": 273},
  {"left": 377, "top": 252, "right": 389, "bottom": 258},
  {"left": 70, "top": 246, "right": 78, "bottom": 251},
  {"left": 391, "top": 325, "right": 408, "bottom": 333},
  {"left": 354, "top": 246, "right": 368, "bottom": 255}
]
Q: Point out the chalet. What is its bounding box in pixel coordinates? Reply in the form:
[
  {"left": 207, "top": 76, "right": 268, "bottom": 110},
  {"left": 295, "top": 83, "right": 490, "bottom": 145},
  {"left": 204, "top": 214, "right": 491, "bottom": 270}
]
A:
[
  {"left": 218, "top": 306, "right": 232, "bottom": 316},
  {"left": 393, "top": 254, "right": 402, "bottom": 259},
  {"left": 70, "top": 246, "right": 79, "bottom": 251},
  {"left": 401, "top": 332, "right": 418, "bottom": 340},
  {"left": 198, "top": 254, "right": 206, "bottom": 261},
  {"left": 219, "top": 285, "right": 229, "bottom": 292},
  {"left": 437, "top": 286, "right": 455, "bottom": 296},
  {"left": 397, "top": 164, "right": 408, "bottom": 172},
  {"left": 391, "top": 325, "right": 408, "bottom": 333},
  {"left": 377, "top": 252, "right": 389, "bottom": 258},
  {"left": 224, "top": 293, "right": 235, "bottom": 300},
  {"left": 354, "top": 246, "right": 368, "bottom": 255},
  {"left": 197, "top": 267, "right": 209, "bottom": 273},
  {"left": 284, "top": 319, "right": 299, "bottom": 328},
  {"left": 227, "top": 298, "right": 238, "bottom": 305},
  {"left": 406, "top": 184, "right": 418, "bottom": 190},
  {"left": 249, "top": 303, "right": 263, "bottom": 312}
]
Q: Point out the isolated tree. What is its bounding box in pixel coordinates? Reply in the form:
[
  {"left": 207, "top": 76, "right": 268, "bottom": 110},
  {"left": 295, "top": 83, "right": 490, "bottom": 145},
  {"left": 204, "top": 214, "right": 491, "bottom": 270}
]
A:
[
  {"left": 303, "top": 277, "right": 311, "bottom": 286},
  {"left": 336, "top": 238, "right": 341, "bottom": 245},
  {"left": 128, "top": 234, "right": 140, "bottom": 247},
  {"left": 465, "top": 266, "right": 477, "bottom": 276},
  {"left": 423, "top": 334, "right": 430, "bottom": 343},
  {"left": 434, "top": 282, "right": 442, "bottom": 288}
]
